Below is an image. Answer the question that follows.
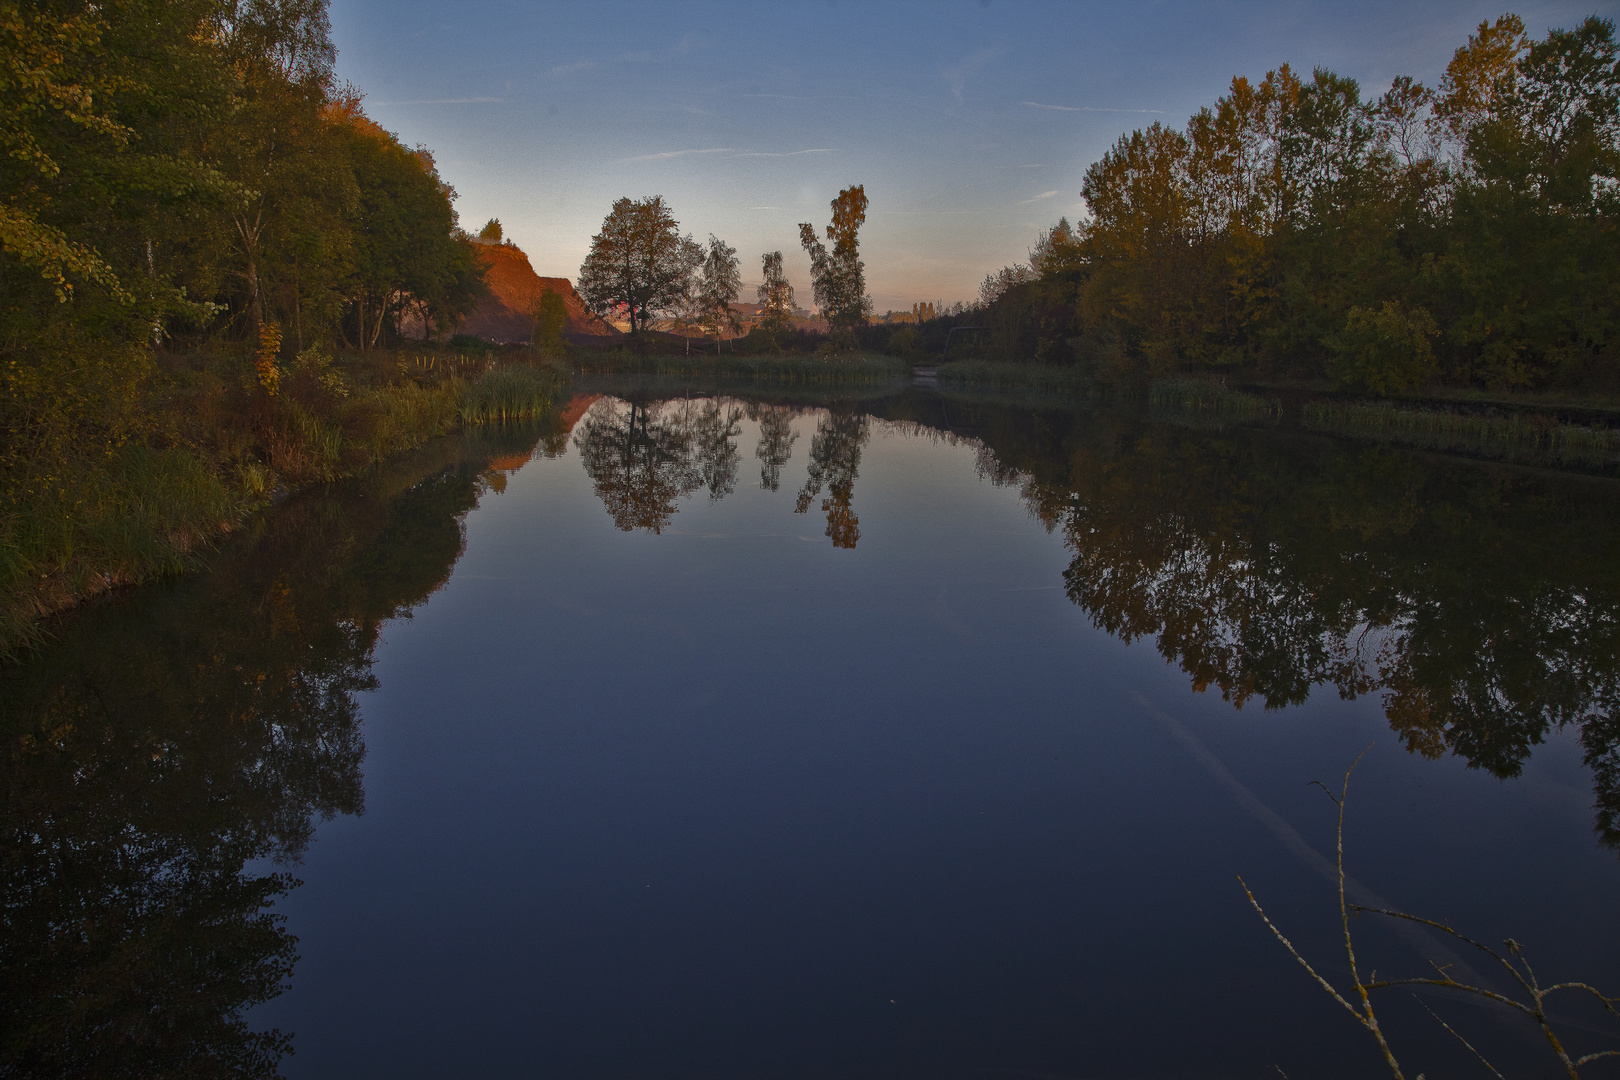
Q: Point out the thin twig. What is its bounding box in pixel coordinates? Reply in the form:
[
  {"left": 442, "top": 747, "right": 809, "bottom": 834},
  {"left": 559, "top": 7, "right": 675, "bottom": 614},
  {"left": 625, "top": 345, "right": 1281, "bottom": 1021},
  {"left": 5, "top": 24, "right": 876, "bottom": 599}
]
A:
[{"left": 1414, "top": 994, "right": 1504, "bottom": 1079}]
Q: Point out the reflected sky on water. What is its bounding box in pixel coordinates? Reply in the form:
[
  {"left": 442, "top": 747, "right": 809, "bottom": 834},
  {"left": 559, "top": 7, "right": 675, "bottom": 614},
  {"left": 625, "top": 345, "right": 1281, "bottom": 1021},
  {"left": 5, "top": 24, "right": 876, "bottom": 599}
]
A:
[{"left": 5, "top": 387, "right": 1619, "bottom": 1078}]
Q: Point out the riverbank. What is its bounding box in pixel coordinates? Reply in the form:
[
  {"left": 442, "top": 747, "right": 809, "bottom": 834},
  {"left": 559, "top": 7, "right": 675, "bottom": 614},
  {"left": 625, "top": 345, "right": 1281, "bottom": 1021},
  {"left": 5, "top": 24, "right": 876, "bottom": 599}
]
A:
[
  {"left": 938, "top": 361, "right": 1620, "bottom": 474},
  {"left": 0, "top": 349, "right": 563, "bottom": 661},
  {"left": 575, "top": 349, "right": 907, "bottom": 384}
]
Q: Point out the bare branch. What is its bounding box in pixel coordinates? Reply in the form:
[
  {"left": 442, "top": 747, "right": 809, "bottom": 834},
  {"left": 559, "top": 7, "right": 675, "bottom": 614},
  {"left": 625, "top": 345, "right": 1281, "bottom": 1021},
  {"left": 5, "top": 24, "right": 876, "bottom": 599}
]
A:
[
  {"left": 1415, "top": 995, "right": 1504, "bottom": 1079},
  {"left": 1240, "top": 876, "right": 1366, "bottom": 1022},
  {"left": 1351, "top": 906, "right": 1535, "bottom": 998}
]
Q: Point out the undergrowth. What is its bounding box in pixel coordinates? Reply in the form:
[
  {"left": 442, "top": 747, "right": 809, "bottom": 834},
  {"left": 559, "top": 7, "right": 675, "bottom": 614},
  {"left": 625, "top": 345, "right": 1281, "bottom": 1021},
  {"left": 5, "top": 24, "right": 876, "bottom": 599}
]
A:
[
  {"left": 1, "top": 352, "right": 562, "bottom": 660},
  {"left": 1302, "top": 400, "right": 1620, "bottom": 468},
  {"left": 575, "top": 350, "right": 906, "bottom": 384}
]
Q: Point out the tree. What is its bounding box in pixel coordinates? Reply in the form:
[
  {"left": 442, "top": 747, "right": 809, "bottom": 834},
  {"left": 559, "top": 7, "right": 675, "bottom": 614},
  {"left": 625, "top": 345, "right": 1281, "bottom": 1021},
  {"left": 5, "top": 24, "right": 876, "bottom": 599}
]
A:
[
  {"left": 798, "top": 185, "right": 872, "bottom": 340},
  {"left": 576, "top": 196, "right": 702, "bottom": 335},
  {"left": 696, "top": 234, "right": 742, "bottom": 353},
  {"left": 756, "top": 250, "right": 795, "bottom": 343},
  {"left": 479, "top": 218, "right": 502, "bottom": 241},
  {"left": 531, "top": 290, "right": 568, "bottom": 356}
]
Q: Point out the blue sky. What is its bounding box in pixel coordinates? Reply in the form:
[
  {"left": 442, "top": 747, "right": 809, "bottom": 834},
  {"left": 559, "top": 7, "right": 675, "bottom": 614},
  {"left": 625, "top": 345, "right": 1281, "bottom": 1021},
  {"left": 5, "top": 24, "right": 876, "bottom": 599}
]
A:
[{"left": 333, "top": 0, "right": 1618, "bottom": 312}]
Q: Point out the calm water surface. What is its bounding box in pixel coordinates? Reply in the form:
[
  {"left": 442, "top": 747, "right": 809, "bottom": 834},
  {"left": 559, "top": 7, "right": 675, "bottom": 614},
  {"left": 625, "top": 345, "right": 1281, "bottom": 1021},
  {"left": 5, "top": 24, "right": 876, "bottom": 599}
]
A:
[{"left": 6, "top": 383, "right": 1620, "bottom": 1079}]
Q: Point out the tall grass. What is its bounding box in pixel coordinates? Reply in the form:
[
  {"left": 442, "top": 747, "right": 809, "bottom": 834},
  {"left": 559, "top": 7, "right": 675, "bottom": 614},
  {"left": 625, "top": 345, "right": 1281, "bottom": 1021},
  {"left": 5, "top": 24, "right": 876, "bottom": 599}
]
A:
[
  {"left": 575, "top": 350, "right": 906, "bottom": 384},
  {"left": 460, "top": 364, "right": 561, "bottom": 424},
  {"left": 0, "top": 447, "right": 249, "bottom": 658},
  {"left": 1150, "top": 379, "right": 1282, "bottom": 420},
  {"left": 1303, "top": 400, "right": 1620, "bottom": 467},
  {"left": 936, "top": 361, "right": 1096, "bottom": 395}
]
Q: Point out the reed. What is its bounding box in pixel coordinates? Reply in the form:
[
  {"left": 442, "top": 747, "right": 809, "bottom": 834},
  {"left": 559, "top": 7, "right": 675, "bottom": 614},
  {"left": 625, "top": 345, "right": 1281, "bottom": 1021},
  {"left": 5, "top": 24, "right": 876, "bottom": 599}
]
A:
[
  {"left": 460, "top": 364, "right": 561, "bottom": 424},
  {"left": 936, "top": 361, "right": 1096, "bottom": 395},
  {"left": 1302, "top": 400, "right": 1620, "bottom": 467},
  {"left": 1149, "top": 378, "right": 1282, "bottom": 420},
  {"left": 574, "top": 351, "right": 906, "bottom": 384}
]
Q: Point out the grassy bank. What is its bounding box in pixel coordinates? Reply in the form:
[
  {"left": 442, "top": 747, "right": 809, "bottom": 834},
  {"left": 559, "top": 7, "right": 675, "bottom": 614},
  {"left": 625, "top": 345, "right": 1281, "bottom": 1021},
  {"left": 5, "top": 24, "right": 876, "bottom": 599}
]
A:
[
  {"left": 936, "top": 361, "right": 1096, "bottom": 395},
  {"left": 1302, "top": 400, "right": 1620, "bottom": 468},
  {"left": 1, "top": 351, "right": 563, "bottom": 660},
  {"left": 1149, "top": 379, "right": 1283, "bottom": 421},
  {"left": 575, "top": 350, "right": 907, "bottom": 384}
]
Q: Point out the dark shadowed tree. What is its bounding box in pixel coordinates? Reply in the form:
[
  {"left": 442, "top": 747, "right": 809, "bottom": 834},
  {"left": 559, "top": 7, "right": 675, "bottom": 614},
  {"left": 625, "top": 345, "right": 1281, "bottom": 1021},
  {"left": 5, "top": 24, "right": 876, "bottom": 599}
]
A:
[
  {"left": 696, "top": 234, "right": 742, "bottom": 353},
  {"left": 756, "top": 250, "right": 795, "bottom": 345},
  {"left": 576, "top": 196, "right": 703, "bottom": 334},
  {"left": 799, "top": 185, "right": 872, "bottom": 341}
]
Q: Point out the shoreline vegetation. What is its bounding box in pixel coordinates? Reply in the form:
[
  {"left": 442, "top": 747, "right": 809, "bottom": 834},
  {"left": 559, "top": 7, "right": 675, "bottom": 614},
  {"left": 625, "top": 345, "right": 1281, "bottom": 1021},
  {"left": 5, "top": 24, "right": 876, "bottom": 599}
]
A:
[
  {"left": 0, "top": 351, "right": 562, "bottom": 661},
  {"left": 940, "top": 362, "right": 1620, "bottom": 471},
  {"left": 574, "top": 349, "right": 907, "bottom": 384}
]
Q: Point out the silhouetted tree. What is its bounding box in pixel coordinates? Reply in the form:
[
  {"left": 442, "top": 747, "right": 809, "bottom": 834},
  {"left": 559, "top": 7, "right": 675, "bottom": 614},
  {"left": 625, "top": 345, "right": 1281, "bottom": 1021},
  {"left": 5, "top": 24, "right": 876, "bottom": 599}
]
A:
[
  {"left": 577, "top": 196, "right": 703, "bottom": 334},
  {"left": 799, "top": 185, "right": 872, "bottom": 342}
]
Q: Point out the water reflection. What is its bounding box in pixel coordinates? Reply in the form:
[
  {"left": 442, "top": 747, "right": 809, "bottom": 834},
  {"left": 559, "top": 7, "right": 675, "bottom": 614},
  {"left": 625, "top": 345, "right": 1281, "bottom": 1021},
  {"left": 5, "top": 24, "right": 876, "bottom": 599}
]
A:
[
  {"left": 794, "top": 409, "right": 870, "bottom": 549},
  {"left": 0, "top": 427, "right": 543, "bottom": 1075},
  {"left": 747, "top": 403, "right": 798, "bottom": 492},
  {"left": 568, "top": 388, "right": 1620, "bottom": 848},
  {"left": 922, "top": 399, "right": 1620, "bottom": 851}
]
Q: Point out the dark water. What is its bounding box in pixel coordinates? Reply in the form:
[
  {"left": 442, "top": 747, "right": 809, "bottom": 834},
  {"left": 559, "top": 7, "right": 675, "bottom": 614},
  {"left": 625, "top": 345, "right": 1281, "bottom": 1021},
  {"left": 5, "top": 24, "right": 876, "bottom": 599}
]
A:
[{"left": 5, "top": 383, "right": 1620, "bottom": 1079}]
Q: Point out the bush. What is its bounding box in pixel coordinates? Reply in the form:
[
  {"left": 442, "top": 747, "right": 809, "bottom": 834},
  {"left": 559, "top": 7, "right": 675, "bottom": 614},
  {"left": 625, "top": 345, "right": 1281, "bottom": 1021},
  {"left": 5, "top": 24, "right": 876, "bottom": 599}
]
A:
[{"left": 1324, "top": 302, "right": 1439, "bottom": 396}]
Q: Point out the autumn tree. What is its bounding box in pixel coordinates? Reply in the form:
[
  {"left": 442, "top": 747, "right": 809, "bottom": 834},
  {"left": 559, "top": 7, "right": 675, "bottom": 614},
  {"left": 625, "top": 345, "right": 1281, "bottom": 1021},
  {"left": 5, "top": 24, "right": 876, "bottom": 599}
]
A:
[
  {"left": 695, "top": 234, "right": 742, "bottom": 353},
  {"left": 576, "top": 196, "right": 703, "bottom": 334},
  {"left": 798, "top": 185, "right": 872, "bottom": 341},
  {"left": 756, "top": 250, "right": 795, "bottom": 344}
]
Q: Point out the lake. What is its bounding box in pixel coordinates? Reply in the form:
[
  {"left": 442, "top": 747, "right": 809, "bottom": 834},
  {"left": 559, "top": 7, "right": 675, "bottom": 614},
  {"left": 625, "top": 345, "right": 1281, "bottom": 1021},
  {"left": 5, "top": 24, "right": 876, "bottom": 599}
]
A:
[{"left": 5, "top": 378, "right": 1619, "bottom": 1079}]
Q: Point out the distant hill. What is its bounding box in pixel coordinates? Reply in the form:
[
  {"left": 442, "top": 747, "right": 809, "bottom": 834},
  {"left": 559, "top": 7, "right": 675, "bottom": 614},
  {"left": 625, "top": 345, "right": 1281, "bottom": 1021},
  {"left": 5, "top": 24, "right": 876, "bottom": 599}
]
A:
[{"left": 456, "top": 240, "right": 619, "bottom": 345}]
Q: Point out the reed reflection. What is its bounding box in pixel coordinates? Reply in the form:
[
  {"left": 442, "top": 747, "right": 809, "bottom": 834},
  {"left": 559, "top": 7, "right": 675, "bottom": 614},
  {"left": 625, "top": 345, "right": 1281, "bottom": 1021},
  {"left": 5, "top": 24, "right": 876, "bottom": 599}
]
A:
[{"left": 0, "top": 427, "right": 543, "bottom": 1076}]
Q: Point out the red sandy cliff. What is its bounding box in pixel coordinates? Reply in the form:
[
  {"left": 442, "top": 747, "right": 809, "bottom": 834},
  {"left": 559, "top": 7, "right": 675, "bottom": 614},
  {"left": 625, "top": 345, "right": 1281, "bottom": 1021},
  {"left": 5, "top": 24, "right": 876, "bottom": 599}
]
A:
[{"left": 456, "top": 240, "right": 619, "bottom": 344}]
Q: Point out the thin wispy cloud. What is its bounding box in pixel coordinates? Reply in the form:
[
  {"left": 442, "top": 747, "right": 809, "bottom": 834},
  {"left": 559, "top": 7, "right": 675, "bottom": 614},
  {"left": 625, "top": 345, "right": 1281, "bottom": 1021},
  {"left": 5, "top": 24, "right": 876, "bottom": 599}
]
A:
[
  {"left": 373, "top": 96, "right": 500, "bottom": 105},
  {"left": 548, "top": 58, "right": 596, "bottom": 76},
  {"left": 622, "top": 147, "right": 834, "bottom": 163},
  {"left": 943, "top": 45, "right": 1008, "bottom": 103},
  {"left": 1019, "top": 190, "right": 1060, "bottom": 204},
  {"left": 1021, "top": 100, "right": 1164, "bottom": 114},
  {"left": 730, "top": 148, "right": 835, "bottom": 158},
  {"left": 622, "top": 147, "right": 734, "bottom": 162}
]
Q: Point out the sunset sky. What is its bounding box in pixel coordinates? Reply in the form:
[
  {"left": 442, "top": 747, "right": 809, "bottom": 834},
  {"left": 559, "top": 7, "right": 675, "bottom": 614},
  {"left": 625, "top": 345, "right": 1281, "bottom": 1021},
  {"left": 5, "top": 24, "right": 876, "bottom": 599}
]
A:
[{"left": 334, "top": 0, "right": 1617, "bottom": 312}]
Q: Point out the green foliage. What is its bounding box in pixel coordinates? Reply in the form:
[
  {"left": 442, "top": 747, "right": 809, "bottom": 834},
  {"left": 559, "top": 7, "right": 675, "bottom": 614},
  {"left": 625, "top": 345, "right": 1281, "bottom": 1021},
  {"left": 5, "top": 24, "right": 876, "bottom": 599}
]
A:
[
  {"left": 575, "top": 350, "right": 905, "bottom": 385},
  {"left": 479, "top": 218, "right": 503, "bottom": 241},
  {"left": 1149, "top": 379, "right": 1283, "bottom": 419},
  {"left": 0, "top": 0, "right": 504, "bottom": 652},
  {"left": 460, "top": 363, "right": 561, "bottom": 424},
  {"left": 1324, "top": 302, "right": 1439, "bottom": 393},
  {"left": 973, "top": 14, "right": 1620, "bottom": 398},
  {"left": 577, "top": 196, "right": 703, "bottom": 334},
  {"left": 1303, "top": 399, "right": 1620, "bottom": 468},
  {"left": 531, "top": 291, "right": 569, "bottom": 357}
]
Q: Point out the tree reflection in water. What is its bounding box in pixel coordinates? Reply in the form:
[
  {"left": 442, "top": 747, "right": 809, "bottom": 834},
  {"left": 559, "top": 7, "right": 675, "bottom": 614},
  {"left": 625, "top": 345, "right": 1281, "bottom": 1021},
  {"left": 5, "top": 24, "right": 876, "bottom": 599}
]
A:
[
  {"left": 573, "top": 398, "right": 705, "bottom": 533},
  {"left": 0, "top": 427, "right": 543, "bottom": 1077},
  {"left": 794, "top": 409, "right": 870, "bottom": 549},
  {"left": 933, "top": 400, "right": 1620, "bottom": 851},
  {"left": 746, "top": 403, "right": 799, "bottom": 492}
]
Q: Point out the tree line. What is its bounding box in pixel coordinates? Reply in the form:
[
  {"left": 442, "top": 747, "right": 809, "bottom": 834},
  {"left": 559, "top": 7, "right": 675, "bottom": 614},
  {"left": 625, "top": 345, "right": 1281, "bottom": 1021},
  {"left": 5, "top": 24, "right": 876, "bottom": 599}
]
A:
[
  {"left": 0, "top": 0, "right": 509, "bottom": 651},
  {"left": 952, "top": 13, "right": 1620, "bottom": 395},
  {"left": 576, "top": 185, "right": 872, "bottom": 352},
  {"left": 1, "top": 0, "right": 484, "bottom": 469}
]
